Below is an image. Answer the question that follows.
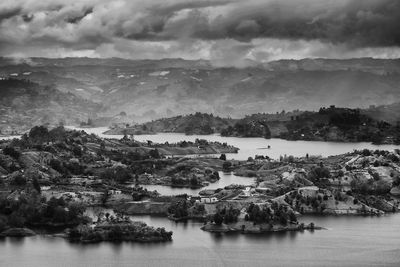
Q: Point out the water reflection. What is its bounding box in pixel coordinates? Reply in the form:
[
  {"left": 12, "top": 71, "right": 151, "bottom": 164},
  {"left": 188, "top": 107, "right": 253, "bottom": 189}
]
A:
[
  {"left": 7, "top": 237, "right": 26, "bottom": 245},
  {"left": 1, "top": 214, "right": 399, "bottom": 267},
  {"left": 1, "top": 128, "right": 400, "bottom": 266}
]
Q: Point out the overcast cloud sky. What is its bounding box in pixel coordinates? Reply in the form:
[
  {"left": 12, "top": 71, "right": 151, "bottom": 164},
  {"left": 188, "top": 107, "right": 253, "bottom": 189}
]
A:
[{"left": 1, "top": 0, "right": 400, "bottom": 65}]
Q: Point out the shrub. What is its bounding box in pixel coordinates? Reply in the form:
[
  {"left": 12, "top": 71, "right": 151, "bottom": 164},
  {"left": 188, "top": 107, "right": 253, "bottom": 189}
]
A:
[
  {"left": 149, "top": 149, "right": 161, "bottom": 159},
  {"left": 3, "top": 146, "right": 20, "bottom": 159},
  {"left": 362, "top": 149, "right": 371, "bottom": 156},
  {"left": 49, "top": 159, "right": 66, "bottom": 174},
  {"left": 8, "top": 212, "right": 26, "bottom": 227},
  {"left": 222, "top": 161, "right": 232, "bottom": 171},
  {"left": 11, "top": 174, "right": 26, "bottom": 186},
  {"left": 213, "top": 212, "right": 224, "bottom": 225}
]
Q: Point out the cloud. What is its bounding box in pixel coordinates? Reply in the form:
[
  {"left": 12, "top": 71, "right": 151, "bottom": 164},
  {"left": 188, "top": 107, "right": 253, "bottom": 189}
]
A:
[
  {"left": 0, "top": 0, "right": 399, "bottom": 63},
  {"left": 0, "top": 6, "right": 21, "bottom": 22},
  {"left": 166, "top": 0, "right": 400, "bottom": 47}
]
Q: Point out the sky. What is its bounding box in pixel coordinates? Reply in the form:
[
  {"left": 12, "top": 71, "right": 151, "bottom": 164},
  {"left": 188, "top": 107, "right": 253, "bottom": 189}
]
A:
[{"left": 1, "top": 0, "right": 400, "bottom": 66}]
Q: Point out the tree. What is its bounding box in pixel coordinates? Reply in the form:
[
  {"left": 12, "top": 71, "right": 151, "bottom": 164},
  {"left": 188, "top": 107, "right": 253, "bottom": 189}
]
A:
[
  {"left": 213, "top": 212, "right": 224, "bottom": 225},
  {"left": 190, "top": 176, "right": 199, "bottom": 187},
  {"left": 49, "top": 159, "right": 66, "bottom": 174},
  {"left": 101, "top": 190, "right": 110, "bottom": 206},
  {"left": 72, "top": 146, "right": 82, "bottom": 157},
  {"left": 289, "top": 212, "right": 297, "bottom": 223},
  {"left": 29, "top": 126, "right": 49, "bottom": 144},
  {"left": 223, "top": 207, "right": 240, "bottom": 224},
  {"left": 53, "top": 206, "right": 68, "bottom": 223},
  {"left": 264, "top": 125, "right": 271, "bottom": 139},
  {"left": 68, "top": 202, "right": 85, "bottom": 220},
  {"left": 11, "top": 174, "right": 26, "bottom": 186},
  {"left": 279, "top": 213, "right": 288, "bottom": 225},
  {"left": 149, "top": 149, "right": 161, "bottom": 159},
  {"left": 219, "top": 154, "right": 227, "bottom": 161},
  {"left": 48, "top": 126, "right": 67, "bottom": 142},
  {"left": 222, "top": 161, "right": 232, "bottom": 171},
  {"left": 32, "top": 177, "right": 41, "bottom": 193},
  {"left": 3, "top": 146, "right": 20, "bottom": 159},
  {"left": 0, "top": 217, "right": 7, "bottom": 232},
  {"left": 8, "top": 212, "right": 26, "bottom": 227},
  {"left": 114, "top": 167, "right": 132, "bottom": 183}
]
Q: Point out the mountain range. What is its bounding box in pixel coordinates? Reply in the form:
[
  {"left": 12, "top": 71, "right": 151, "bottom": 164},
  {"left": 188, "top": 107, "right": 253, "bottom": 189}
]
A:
[{"left": 1, "top": 57, "right": 400, "bottom": 131}]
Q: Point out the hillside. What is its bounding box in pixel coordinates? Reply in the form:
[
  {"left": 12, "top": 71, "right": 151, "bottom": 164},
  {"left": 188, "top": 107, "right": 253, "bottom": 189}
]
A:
[
  {"left": 106, "top": 112, "right": 236, "bottom": 135},
  {"left": 0, "top": 79, "right": 102, "bottom": 134},
  {"left": 361, "top": 102, "right": 400, "bottom": 124},
  {"left": 221, "top": 106, "right": 400, "bottom": 144},
  {"left": 114, "top": 105, "right": 400, "bottom": 144},
  {"left": 1, "top": 57, "right": 400, "bottom": 124}
]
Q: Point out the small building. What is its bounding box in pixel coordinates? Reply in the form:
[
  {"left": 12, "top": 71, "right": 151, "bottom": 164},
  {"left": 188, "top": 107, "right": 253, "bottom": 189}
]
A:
[
  {"left": 197, "top": 197, "right": 218, "bottom": 204},
  {"left": 40, "top": 186, "right": 51, "bottom": 191},
  {"left": 109, "top": 189, "right": 122, "bottom": 195}
]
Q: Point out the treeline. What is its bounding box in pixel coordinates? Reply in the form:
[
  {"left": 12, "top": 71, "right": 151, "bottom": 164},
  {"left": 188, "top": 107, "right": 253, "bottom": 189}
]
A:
[
  {"left": 135, "top": 112, "right": 236, "bottom": 135},
  {"left": 132, "top": 106, "right": 400, "bottom": 144},
  {"left": 0, "top": 193, "right": 86, "bottom": 231}
]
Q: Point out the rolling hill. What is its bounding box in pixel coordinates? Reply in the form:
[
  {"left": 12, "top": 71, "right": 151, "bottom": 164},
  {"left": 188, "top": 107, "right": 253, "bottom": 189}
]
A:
[
  {"left": 0, "top": 57, "right": 400, "bottom": 127},
  {"left": 0, "top": 78, "right": 102, "bottom": 134}
]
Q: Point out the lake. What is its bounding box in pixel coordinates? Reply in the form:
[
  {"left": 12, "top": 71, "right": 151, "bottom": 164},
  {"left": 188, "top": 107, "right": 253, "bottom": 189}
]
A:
[
  {"left": 1, "top": 126, "right": 400, "bottom": 266},
  {"left": 66, "top": 126, "right": 400, "bottom": 160},
  {"left": 140, "top": 171, "right": 256, "bottom": 196},
  {"left": 1, "top": 214, "right": 399, "bottom": 267}
]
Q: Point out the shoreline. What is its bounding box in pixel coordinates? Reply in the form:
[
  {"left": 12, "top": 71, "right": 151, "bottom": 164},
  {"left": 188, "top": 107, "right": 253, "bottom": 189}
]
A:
[{"left": 2, "top": 128, "right": 399, "bottom": 147}]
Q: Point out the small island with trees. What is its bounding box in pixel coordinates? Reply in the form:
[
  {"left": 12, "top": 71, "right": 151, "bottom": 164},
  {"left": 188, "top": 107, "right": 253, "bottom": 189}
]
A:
[{"left": 0, "top": 124, "right": 399, "bottom": 243}]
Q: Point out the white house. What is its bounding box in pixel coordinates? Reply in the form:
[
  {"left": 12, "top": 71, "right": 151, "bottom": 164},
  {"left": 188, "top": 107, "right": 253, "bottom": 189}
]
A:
[
  {"left": 197, "top": 197, "right": 218, "bottom": 204},
  {"left": 109, "top": 189, "right": 122, "bottom": 195}
]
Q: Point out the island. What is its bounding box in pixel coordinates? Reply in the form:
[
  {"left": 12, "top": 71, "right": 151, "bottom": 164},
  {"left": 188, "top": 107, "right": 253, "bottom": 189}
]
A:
[
  {"left": 0, "top": 125, "right": 399, "bottom": 242},
  {"left": 104, "top": 105, "right": 400, "bottom": 145}
]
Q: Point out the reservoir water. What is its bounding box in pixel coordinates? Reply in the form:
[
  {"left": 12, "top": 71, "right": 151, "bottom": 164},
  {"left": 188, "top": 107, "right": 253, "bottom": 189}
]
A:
[
  {"left": 1, "top": 214, "right": 399, "bottom": 267},
  {"left": 140, "top": 171, "right": 255, "bottom": 196},
  {"left": 1, "top": 127, "right": 400, "bottom": 266},
  {"left": 66, "top": 126, "right": 400, "bottom": 160}
]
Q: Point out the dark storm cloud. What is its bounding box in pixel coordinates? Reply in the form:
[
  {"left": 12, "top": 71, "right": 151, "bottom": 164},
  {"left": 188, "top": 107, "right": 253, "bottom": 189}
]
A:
[
  {"left": 164, "top": 0, "right": 400, "bottom": 47},
  {"left": 0, "top": 0, "right": 399, "bottom": 61},
  {"left": 3, "top": 0, "right": 399, "bottom": 46},
  {"left": 65, "top": 7, "right": 93, "bottom": 24},
  {"left": 0, "top": 6, "right": 22, "bottom": 22}
]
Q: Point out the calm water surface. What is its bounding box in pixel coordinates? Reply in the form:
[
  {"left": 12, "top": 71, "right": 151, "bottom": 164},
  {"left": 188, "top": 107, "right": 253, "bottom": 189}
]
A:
[
  {"left": 141, "top": 171, "right": 255, "bottom": 196},
  {"left": 1, "top": 127, "right": 399, "bottom": 266},
  {"left": 66, "top": 126, "right": 400, "bottom": 160},
  {"left": 1, "top": 214, "right": 399, "bottom": 267}
]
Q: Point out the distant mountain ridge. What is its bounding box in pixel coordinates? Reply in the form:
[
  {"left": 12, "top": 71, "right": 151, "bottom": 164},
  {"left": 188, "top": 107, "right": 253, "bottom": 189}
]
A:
[
  {"left": 2, "top": 57, "right": 400, "bottom": 73},
  {"left": 265, "top": 58, "right": 400, "bottom": 75},
  {"left": 0, "top": 57, "right": 400, "bottom": 126}
]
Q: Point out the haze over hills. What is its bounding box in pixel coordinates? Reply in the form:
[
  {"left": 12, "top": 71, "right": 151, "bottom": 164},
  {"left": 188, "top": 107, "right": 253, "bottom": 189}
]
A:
[
  {"left": 1, "top": 57, "right": 400, "bottom": 128},
  {"left": 0, "top": 78, "right": 102, "bottom": 134}
]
